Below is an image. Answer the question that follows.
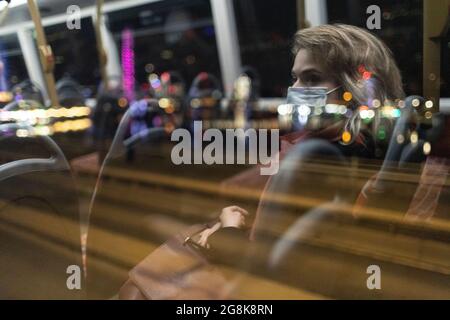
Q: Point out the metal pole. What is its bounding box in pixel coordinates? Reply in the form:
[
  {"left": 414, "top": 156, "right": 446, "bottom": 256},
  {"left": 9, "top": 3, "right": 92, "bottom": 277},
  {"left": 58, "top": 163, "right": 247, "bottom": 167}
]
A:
[
  {"left": 423, "top": 0, "right": 450, "bottom": 112},
  {"left": 17, "top": 28, "right": 48, "bottom": 101},
  {"left": 296, "top": 0, "right": 308, "bottom": 29},
  {"left": 304, "top": 0, "right": 328, "bottom": 27},
  {"left": 95, "top": 0, "right": 108, "bottom": 88},
  {"left": 210, "top": 0, "right": 242, "bottom": 98},
  {"left": 27, "top": 0, "right": 59, "bottom": 107}
]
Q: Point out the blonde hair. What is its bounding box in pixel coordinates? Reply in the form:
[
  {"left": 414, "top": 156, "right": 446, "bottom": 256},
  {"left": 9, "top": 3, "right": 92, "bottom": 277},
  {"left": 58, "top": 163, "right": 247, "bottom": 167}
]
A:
[
  {"left": 293, "top": 24, "right": 405, "bottom": 142},
  {"left": 293, "top": 24, "right": 405, "bottom": 104}
]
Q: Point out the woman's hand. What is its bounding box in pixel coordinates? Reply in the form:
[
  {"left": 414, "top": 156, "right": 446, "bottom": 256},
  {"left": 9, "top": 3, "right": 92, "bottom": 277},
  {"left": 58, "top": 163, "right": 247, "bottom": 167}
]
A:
[
  {"left": 198, "top": 222, "right": 221, "bottom": 248},
  {"left": 219, "top": 206, "right": 248, "bottom": 228},
  {"left": 197, "top": 206, "right": 249, "bottom": 248}
]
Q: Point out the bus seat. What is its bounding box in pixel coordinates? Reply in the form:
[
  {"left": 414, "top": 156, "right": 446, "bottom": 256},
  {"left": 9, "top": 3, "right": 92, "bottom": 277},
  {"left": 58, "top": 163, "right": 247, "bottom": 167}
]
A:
[
  {"left": 354, "top": 97, "right": 445, "bottom": 215},
  {"left": 11, "top": 80, "right": 45, "bottom": 106},
  {"left": 0, "top": 123, "right": 84, "bottom": 299},
  {"left": 56, "top": 77, "right": 86, "bottom": 107},
  {"left": 250, "top": 133, "right": 450, "bottom": 299},
  {"left": 86, "top": 108, "right": 170, "bottom": 299}
]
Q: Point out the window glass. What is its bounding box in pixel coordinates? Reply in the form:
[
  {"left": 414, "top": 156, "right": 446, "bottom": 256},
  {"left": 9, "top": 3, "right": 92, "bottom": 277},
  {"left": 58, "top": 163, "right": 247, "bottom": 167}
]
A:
[
  {"left": 327, "top": 0, "right": 423, "bottom": 96},
  {"left": 106, "top": 0, "right": 222, "bottom": 92},
  {"left": 233, "top": 0, "right": 298, "bottom": 97},
  {"left": 0, "top": 34, "right": 28, "bottom": 90},
  {"left": 442, "top": 28, "right": 450, "bottom": 97},
  {"left": 0, "top": 0, "right": 449, "bottom": 301},
  {"left": 44, "top": 17, "right": 100, "bottom": 94}
]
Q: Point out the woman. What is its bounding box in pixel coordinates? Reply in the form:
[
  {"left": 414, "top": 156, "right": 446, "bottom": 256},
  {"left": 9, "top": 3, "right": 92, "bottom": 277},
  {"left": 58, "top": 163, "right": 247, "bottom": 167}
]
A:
[{"left": 196, "top": 24, "right": 406, "bottom": 257}]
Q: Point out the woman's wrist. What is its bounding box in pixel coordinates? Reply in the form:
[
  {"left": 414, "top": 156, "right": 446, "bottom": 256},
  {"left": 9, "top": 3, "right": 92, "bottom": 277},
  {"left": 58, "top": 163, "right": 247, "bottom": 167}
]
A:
[{"left": 221, "top": 222, "right": 241, "bottom": 229}]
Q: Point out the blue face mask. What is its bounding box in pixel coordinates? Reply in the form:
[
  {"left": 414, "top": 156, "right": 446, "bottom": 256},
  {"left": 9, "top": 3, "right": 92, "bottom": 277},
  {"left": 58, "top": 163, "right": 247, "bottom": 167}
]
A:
[
  {"left": 286, "top": 86, "right": 341, "bottom": 108},
  {"left": 286, "top": 86, "right": 341, "bottom": 130}
]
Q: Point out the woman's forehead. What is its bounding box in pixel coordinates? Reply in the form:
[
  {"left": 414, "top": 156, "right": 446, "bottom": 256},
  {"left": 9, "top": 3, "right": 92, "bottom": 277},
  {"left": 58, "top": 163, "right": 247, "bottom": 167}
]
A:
[{"left": 292, "top": 49, "right": 324, "bottom": 74}]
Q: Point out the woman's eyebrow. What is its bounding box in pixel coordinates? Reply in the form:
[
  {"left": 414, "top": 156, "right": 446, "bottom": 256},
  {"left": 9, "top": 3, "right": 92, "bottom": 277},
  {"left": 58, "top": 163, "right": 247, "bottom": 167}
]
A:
[
  {"left": 299, "top": 68, "right": 322, "bottom": 76},
  {"left": 292, "top": 67, "right": 322, "bottom": 77}
]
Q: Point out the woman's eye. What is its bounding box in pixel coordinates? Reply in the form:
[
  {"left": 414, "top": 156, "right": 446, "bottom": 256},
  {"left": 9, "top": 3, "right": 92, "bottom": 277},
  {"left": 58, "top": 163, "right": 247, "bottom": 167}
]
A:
[
  {"left": 291, "top": 75, "right": 298, "bottom": 84},
  {"left": 303, "top": 75, "right": 321, "bottom": 86}
]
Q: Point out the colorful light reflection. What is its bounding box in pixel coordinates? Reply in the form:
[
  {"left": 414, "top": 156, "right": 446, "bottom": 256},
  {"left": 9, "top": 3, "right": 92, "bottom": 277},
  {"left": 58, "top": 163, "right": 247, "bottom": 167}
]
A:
[{"left": 121, "top": 28, "right": 135, "bottom": 102}]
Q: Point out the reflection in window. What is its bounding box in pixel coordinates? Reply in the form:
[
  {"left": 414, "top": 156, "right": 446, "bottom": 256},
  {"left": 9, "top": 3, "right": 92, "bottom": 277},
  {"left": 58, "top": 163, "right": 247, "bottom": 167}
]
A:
[
  {"left": 442, "top": 27, "right": 450, "bottom": 97},
  {"left": 327, "top": 0, "right": 423, "bottom": 96},
  {"left": 44, "top": 17, "right": 100, "bottom": 95},
  {"left": 233, "top": 0, "right": 298, "bottom": 97},
  {"left": 0, "top": 34, "right": 28, "bottom": 91},
  {"left": 106, "top": 0, "right": 222, "bottom": 94}
]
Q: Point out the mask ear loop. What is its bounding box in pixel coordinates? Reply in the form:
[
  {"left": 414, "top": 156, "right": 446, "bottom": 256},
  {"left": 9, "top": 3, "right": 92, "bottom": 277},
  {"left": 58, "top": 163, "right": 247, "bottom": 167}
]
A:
[
  {"left": 330, "top": 85, "right": 360, "bottom": 146},
  {"left": 326, "top": 86, "right": 342, "bottom": 95},
  {"left": 340, "top": 104, "right": 361, "bottom": 146}
]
